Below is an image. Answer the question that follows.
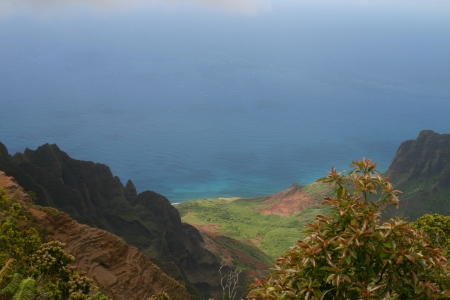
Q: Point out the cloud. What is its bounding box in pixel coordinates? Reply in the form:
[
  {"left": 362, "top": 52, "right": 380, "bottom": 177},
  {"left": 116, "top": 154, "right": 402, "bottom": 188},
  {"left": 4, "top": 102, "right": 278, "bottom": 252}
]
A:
[{"left": 0, "top": 0, "right": 272, "bottom": 17}]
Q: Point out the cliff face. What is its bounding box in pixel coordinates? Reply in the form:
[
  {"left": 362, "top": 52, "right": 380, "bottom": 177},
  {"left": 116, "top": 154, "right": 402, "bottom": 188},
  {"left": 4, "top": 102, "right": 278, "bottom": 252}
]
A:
[
  {"left": 0, "top": 171, "right": 193, "bottom": 300},
  {"left": 32, "top": 209, "right": 194, "bottom": 300},
  {"left": 0, "top": 143, "right": 223, "bottom": 299},
  {"left": 384, "top": 130, "right": 450, "bottom": 220}
]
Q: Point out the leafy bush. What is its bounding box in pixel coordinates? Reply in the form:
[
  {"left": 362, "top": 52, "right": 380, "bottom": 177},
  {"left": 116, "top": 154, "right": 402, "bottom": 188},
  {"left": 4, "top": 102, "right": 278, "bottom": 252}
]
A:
[
  {"left": 414, "top": 214, "right": 450, "bottom": 258},
  {"left": 247, "top": 159, "right": 450, "bottom": 299},
  {"left": 30, "top": 241, "right": 75, "bottom": 279},
  {"left": 0, "top": 189, "right": 41, "bottom": 273},
  {"left": 0, "top": 187, "right": 111, "bottom": 300}
]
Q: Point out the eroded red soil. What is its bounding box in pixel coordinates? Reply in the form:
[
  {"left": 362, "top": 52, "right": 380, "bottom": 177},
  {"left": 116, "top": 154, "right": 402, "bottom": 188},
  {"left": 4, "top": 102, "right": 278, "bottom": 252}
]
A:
[{"left": 259, "top": 183, "right": 317, "bottom": 217}]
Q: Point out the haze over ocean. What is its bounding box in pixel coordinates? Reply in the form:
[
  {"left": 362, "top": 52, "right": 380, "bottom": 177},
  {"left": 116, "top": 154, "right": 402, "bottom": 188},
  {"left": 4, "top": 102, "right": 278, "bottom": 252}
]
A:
[{"left": 0, "top": 0, "right": 449, "bottom": 202}]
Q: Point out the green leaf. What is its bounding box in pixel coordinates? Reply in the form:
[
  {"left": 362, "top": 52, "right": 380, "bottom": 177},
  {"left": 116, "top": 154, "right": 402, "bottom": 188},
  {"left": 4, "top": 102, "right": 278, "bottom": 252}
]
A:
[
  {"left": 418, "top": 259, "right": 427, "bottom": 269},
  {"left": 346, "top": 255, "right": 351, "bottom": 265},
  {"left": 1, "top": 273, "right": 22, "bottom": 295},
  {"left": 12, "top": 278, "right": 36, "bottom": 300}
]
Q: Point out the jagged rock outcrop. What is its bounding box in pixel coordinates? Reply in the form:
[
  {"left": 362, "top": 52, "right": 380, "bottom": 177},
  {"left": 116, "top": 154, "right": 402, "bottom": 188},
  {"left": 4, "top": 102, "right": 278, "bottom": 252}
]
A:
[
  {"left": 0, "top": 171, "right": 193, "bottom": 300},
  {"left": 385, "top": 130, "right": 450, "bottom": 220},
  {"left": 0, "top": 143, "right": 223, "bottom": 299}
]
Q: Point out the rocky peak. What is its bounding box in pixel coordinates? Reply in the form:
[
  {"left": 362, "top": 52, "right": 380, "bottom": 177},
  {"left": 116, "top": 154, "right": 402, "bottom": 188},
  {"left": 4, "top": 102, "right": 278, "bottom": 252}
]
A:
[
  {"left": 0, "top": 142, "right": 8, "bottom": 157},
  {"left": 125, "top": 179, "right": 137, "bottom": 200},
  {"left": 384, "top": 130, "right": 450, "bottom": 220},
  {"left": 386, "top": 130, "right": 450, "bottom": 183}
]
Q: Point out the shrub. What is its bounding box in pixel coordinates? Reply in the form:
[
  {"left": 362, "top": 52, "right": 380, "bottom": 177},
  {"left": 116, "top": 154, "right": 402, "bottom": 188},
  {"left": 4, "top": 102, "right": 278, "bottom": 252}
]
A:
[
  {"left": 0, "top": 187, "right": 111, "bottom": 300},
  {"left": 247, "top": 159, "right": 450, "bottom": 299},
  {"left": 414, "top": 214, "right": 450, "bottom": 258}
]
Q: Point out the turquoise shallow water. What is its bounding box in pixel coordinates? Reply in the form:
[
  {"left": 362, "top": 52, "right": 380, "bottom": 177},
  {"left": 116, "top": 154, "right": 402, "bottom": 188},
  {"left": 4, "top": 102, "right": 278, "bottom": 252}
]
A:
[{"left": 0, "top": 1, "right": 449, "bottom": 202}]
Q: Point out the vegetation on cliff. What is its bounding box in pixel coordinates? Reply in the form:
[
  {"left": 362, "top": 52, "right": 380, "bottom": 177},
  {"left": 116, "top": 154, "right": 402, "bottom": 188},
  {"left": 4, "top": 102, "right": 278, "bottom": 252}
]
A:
[
  {"left": 0, "top": 187, "right": 110, "bottom": 300},
  {"left": 247, "top": 159, "right": 450, "bottom": 299},
  {"left": 0, "top": 171, "right": 194, "bottom": 300}
]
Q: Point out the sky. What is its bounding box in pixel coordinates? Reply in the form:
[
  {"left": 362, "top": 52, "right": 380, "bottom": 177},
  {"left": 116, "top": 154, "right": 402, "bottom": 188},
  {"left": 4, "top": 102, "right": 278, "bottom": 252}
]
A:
[
  {"left": 1, "top": 0, "right": 273, "bottom": 17},
  {"left": 1, "top": 0, "right": 450, "bottom": 18}
]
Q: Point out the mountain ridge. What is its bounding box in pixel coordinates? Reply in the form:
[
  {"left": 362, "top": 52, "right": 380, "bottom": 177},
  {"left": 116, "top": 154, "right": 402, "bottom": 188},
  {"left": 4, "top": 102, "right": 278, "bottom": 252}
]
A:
[
  {"left": 385, "top": 130, "right": 450, "bottom": 220},
  {"left": 0, "top": 142, "right": 223, "bottom": 299},
  {"left": 0, "top": 171, "right": 193, "bottom": 300},
  {"left": 1, "top": 129, "right": 449, "bottom": 297}
]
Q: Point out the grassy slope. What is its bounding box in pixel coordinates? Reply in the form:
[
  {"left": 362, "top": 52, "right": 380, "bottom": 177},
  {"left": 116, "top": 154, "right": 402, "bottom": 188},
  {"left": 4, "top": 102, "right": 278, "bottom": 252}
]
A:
[{"left": 177, "top": 183, "right": 331, "bottom": 261}]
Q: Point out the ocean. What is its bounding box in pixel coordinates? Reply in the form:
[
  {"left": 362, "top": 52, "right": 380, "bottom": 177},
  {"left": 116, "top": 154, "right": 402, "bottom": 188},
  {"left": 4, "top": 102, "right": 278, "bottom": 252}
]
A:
[{"left": 0, "top": 0, "right": 449, "bottom": 202}]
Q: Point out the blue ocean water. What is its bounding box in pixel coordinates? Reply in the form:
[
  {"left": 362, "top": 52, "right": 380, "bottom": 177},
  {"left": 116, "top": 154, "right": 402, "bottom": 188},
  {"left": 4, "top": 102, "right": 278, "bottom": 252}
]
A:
[{"left": 0, "top": 0, "right": 449, "bottom": 202}]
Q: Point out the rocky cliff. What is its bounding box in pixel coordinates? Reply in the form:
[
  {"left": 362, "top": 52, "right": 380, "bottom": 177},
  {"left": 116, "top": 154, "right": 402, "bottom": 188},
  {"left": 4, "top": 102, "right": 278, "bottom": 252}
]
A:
[
  {"left": 0, "top": 143, "right": 224, "bottom": 299},
  {"left": 384, "top": 130, "right": 450, "bottom": 220},
  {"left": 0, "top": 171, "right": 193, "bottom": 300}
]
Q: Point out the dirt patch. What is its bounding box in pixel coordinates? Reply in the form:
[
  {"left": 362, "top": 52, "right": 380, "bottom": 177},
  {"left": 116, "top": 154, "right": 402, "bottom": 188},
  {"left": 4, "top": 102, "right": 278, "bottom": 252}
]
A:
[
  {"left": 258, "top": 183, "right": 317, "bottom": 217},
  {"left": 198, "top": 224, "right": 220, "bottom": 232},
  {"left": 248, "top": 233, "right": 262, "bottom": 245}
]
